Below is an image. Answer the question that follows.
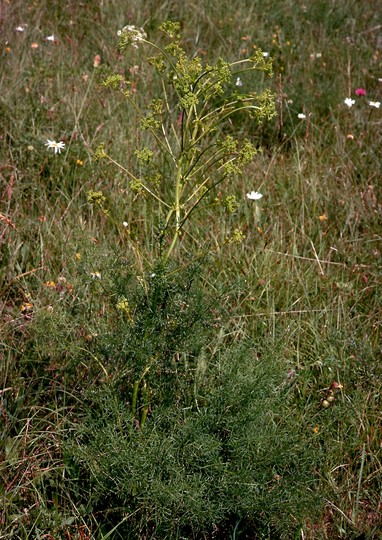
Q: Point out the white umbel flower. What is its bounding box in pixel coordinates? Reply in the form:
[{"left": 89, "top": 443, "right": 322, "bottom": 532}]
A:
[{"left": 117, "top": 25, "right": 147, "bottom": 48}]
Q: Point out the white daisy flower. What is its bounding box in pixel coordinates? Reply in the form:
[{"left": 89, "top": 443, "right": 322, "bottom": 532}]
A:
[
  {"left": 45, "top": 140, "right": 65, "bottom": 154},
  {"left": 344, "top": 97, "right": 355, "bottom": 108},
  {"left": 298, "top": 113, "right": 306, "bottom": 119},
  {"left": 246, "top": 191, "right": 263, "bottom": 200},
  {"left": 369, "top": 100, "right": 380, "bottom": 108}
]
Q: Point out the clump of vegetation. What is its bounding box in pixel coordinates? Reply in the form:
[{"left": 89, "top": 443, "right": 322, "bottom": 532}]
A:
[{"left": 68, "top": 342, "right": 324, "bottom": 539}]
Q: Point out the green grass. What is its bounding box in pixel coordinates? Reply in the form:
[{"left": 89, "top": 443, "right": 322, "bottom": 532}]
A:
[{"left": 1, "top": 1, "right": 381, "bottom": 538}]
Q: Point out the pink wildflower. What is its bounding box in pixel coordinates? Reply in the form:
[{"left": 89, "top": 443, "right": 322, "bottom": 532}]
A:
[{"left": 355, "top": 88, "right": 366, "bottom": 96}]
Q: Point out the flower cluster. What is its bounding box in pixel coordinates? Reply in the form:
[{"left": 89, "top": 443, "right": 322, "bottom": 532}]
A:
[
  {"left": 117, "top": 25, "right": 147, "bottom": 49},
  {"left": 344, "top": 88, "right": 380, "bottom": 109}
]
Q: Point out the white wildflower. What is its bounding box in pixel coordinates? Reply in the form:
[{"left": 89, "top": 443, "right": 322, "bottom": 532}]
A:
[
  {"left": 246, "top": 191, "right": 263, "bottom": 200},
  {"left": 235, "top": 77, "right": 243, "bottom": 87},
  {"left": 369, "top": 100, "right": 380, "bottom": 108},
  {"left": 117, "top": 25, "right": 147, "bottom": 48},
  {"left": 298, "top": 113, "right": 306, "bottom": 119},
  {"left": 45, "top": 140, "right": 65, "bottom": 154},
  {"left": 344, "top": 97, "right": 355, "bottom": 108}
]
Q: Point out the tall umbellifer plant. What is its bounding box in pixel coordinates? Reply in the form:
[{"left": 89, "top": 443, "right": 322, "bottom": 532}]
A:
[{"left": 92, "top": 21, "right": 275, "bottom": 264}]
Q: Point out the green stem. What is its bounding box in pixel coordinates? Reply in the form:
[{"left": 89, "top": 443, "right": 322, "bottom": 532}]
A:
[
  {"left": 105, "top": 153, "right": 171, "bottom": 207},
  {"left": 119, "top": 88, "right": 176, "bottom": 164},
  {"left": 353, "top": 443, "right": 366, "bottom": 523},
  {"left": 140, "top": 382, "right": 150, "bottom": 428},
  {"left": 162, "top": 151, "right": 187, "bottom": 262},
  {"left": 130, "top": 380, "right": 139, "bottom": 432},
  {"left": 179, "top": 174, "right": 227, "bottom": 229}
]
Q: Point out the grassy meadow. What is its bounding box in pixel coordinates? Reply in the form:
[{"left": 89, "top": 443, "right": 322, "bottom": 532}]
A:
[{"left": 1, "top": 1, "right": 381, "bottom": 538}]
